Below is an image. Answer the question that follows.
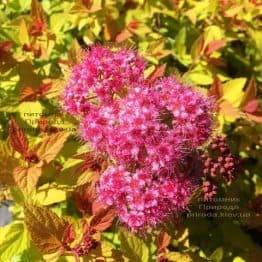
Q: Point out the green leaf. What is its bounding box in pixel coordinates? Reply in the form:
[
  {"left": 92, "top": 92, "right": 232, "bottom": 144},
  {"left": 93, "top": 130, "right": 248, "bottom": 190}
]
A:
[
  {"left": 119, "top": 228, "right": 149, "bottom": 262},
  {"left": 210, "top": 247, "right": 224, "bottom": 262},
  {"left": 0, "top": 222, "right": 30, "bottom": 261}
]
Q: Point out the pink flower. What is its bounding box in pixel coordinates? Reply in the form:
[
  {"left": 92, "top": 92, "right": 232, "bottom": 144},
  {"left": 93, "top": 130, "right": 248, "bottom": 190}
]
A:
[{"left": 62, "top": 45, "right": 145, "bottom": 116}]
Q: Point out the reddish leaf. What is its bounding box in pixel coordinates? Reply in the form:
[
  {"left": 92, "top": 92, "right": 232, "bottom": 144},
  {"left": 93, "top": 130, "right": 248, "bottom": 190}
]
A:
[
  {"left": 208, "top": 76, "right": 223, "bottom": 100},
  {"left": 147, "top": 64, "right": 166, "bottom": 82},
  {"left": 243, "top": 99, "right": 259, "bottom": 113},
  {"left": 30, "top": 0, "right": 46, "bottom": 36},
  {"left": 38, "top": 82, "right": 52, "bottom": 96},
  {"left": 204, "top": 39, "right": 226, "bottom": 56},
  {"left": 127, "top": 20, "right": 140, "bottom": 30},
  {"left": 22, "top": 43, "right": 33, "bottom": 52},
  {"left": 92, "top": 199, "right": 107, "bottom": 216},
  {"left": 157, "top": 231, "right": 171, "bottom": 254},
  {"left": 19, "top": 86, "right": 37, "bottom": 102},
  {"left": 206, "top": 57, "right": 226, "bottom": 67},
  {"left": 62, "top": 224, "right": 76, "bottom": 245},
  {"left": 81, "top": 0, "right": 93, "bottom": 9},
  {"left": 38, "top": 117, "right": 58, "bottom": 134},
  {"left": 29, "top": 19, "right": 45, "bottom": 37},
  {"left": 0, "top": 41, "right": 12, "bottom": 55},
  {"left": 8, "top": 117, "right": 29, "bottom": 156},
  {"left": 73, "top": 184, "right": 96, "bottom": 216},
  {"left": 90, "top": 206, "right": 116, "bottom": 232}
]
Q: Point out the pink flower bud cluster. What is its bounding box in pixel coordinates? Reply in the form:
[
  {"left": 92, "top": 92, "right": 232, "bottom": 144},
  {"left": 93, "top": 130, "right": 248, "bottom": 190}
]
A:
[
  {"left": 62, "top": 45, "right": 214, "bottom": 230},
  {"left": 201, "top": 136, "right": 241, "bottom": 200}
]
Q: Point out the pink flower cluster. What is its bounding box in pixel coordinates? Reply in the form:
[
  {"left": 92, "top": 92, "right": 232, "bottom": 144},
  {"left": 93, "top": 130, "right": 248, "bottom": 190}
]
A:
[
  {"left": 97, "top": 166, "right": 193, "bottom": 229},
  {"left": 62, "top": 45, "right": 214, "bottom": 230}
]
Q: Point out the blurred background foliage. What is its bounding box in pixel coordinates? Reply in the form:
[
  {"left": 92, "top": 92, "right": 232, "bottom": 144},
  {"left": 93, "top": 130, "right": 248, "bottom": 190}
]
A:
[{"left": 0, "top": 0, "right": 261, "bottom": 261}]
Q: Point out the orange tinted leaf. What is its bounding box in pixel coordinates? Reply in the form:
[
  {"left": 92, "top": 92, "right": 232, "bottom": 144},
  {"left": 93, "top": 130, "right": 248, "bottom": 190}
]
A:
[
  {"left": 157, "top": 231, "right": 171, "bottom": 253},
  {"left": 191, "top": 35, "right": 205, "bottom": 61},
  {"left": 245, "top": 112, "right": 262, "bottom": 123},
  {"left": 20, "top": 86, "right": 37, "bottom": 102},
  {"left": 8, "top": 117, "right": 29, "bottom": 156},
  {"left": 147, "top": 64, "right": 166, "bottom": 82},
  {"left": 208, "top": 76, "right": 223, "bottom": 100},
  {"left": 35, "top": 132, "right": 69, "bottom": 164},
  {"left": 204, "top": 39, "right": 226, "bottom": 55},
  {"left": 24, "top": 204, "right": 69, "bottom": 254},
  {"left": 92, "top": 199, "right": 106, "bottom": 216},
  {"left": 115, "top": 29, "right": 133, "bottom": 43},
  {"left": 219, "top": 100, "right": 241, "bottom": 120},
  {"left": 13, "top": 165, "right": 42, "bottom": 193},
  {"left": 90, "top": 206, "right": 115, "bottom": 232}
]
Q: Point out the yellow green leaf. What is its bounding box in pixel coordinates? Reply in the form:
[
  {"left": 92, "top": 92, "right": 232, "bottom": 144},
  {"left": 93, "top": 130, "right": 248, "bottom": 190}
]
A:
[
  {"left": 233, "top": 257, "right": 246, "bottom": 262},
  {"left": 0, "top": 141, "right": 19, "bottom": 186},
  {"left": 164, "top": 252, "right": 192, "bottom": 262},
  {"left": 18, "top": 101, "right": 43, "bottom": 128},
  {"left": 222, "top": 78, "right": 247, "bottom": 107},
  {"left": 0, "top": 222, "right": 30, "bottom": 261},
  {"left": 33, "top": 184, "right": 66, "bottom": 206},
  {"left": 119, "top": 228, "right": 149, "bottom": 262},
  {"left": 210, "top": 247, "right": 224, "bottom": 262},
  {"left": 19, "top": 19, "right": 30, "bottom": 45},
  {"left": 35, "top": 132, "right": 69, "bottom": 164}
]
